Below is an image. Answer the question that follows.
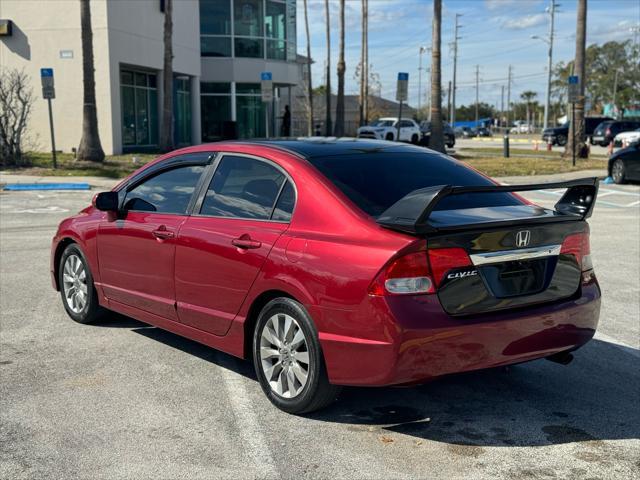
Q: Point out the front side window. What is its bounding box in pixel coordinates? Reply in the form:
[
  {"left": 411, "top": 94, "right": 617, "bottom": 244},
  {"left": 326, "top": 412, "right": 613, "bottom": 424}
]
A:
[
  {"left": 200, "top": 155, "right": 288, "bottom": 220},
  {"left": 124, "top": 165, "right": 205, "bottom": 214}
]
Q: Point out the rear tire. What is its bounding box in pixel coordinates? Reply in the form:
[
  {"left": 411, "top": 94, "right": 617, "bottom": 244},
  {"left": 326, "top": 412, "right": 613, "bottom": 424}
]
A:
[
  {"left": 58, "top": 244, "right": 105, "bottom": 324},
  {"left": 411, "top": 134, "right": 419, "bottom": 144},
  {"left": 556, "top": 134, "right": 567, "bottom": 146},
  {"left": 612, "top": 159, "right": 626, "bottom": 184},
  {"left": 385, "top": 132, "right": 394, "bottom": 141},
  {"left": 253, "top": 298, "right": 341, "bottom": 414}
]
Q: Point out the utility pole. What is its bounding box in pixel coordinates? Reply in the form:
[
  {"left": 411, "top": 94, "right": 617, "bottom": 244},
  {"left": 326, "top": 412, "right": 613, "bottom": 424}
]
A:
[
  {"left": 363, "top": 0, "right": 369, "bottom": 124},
  {"left": 543, "top": 1, "right": 557, "bottom": 130},
  {"left": 447, "top": 80, "right": 452, "bottom": 123},
  {"left": 506, "top": 65, "right": 513, "bottom": 127},
  {"left": 418, "top": 46, "right": 428, "bottom": 119},
  {"left": 450, "top": 13, "right": 462, "bottom": 127},
  {"left": 500, "top": 85, "right": 505, "bottom": 127},
  {"left": 612, "top": 69, "right": 620, "bottom": 116},
  {"left": 474, "top": 64, "right": 480, "bottom": 126}
]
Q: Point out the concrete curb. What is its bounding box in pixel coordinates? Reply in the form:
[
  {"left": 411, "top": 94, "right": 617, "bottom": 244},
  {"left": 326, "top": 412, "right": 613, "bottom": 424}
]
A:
[{"left": 0, "top": 173, "right": 119, "bottom": 190}]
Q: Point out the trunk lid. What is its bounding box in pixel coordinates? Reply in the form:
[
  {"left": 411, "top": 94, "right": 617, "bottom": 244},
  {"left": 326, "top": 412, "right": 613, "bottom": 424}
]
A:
[{"left": 428, "top": 221, "right": 586, "bottom": 316}]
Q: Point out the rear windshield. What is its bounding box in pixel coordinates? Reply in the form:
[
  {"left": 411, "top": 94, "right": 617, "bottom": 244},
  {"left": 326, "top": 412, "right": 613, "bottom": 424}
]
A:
[{"left": 308, "top": 152, "right": 522, "bottom": 217}]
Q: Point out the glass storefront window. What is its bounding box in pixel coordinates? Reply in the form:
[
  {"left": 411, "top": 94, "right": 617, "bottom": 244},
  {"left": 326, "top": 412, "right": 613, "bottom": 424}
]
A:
[
  {"left": 201, "top": 94, "right": 232, "bottom": 142},
  {"left": 236, "top": 95, "right": 266, "bottom": 138},
  {"left": 201, "top": 82, "right": 232, "bottom": 94},
  {"left": 236, "top": 83, "right": 261, "bottom": 94},
  {"left": 175, "top": 78, "right": 191, "bottom": 147},
  {"left": 201, "top": 36, "right": 232, "bottom": 57},
  {"left": 267, "top": 39, "right": 286, "bottom": 60},
  {"left": 235, "top": 37, "right": 263, "bottom": 58},
  {"left": 265, "top": 1, "right": 286, "bottom": 40},
  {"left": 200, "top": 0, "right": 231, "bottom": 35},
  {"left": 234, "top": 0, "right": 263, "bottom": 37},
  {"left": 120, "top": 69, "right": 158, "bottom": 148}
]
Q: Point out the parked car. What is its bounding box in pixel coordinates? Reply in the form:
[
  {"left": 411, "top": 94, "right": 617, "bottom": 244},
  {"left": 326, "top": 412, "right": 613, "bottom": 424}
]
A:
[
  {"left": 476, "top": 127, "right": 492, "bottom": 137},
  {"left": 542, "top": 117, "right": 615, "bottom": 146},
  {"left": 455, "top": 126, "right": 476, "bottom": 138},
  {"left": 609, "top": 140, "right": 640, "bottom": 184},
  {"left": 510, "top": 123, "right": 533, "bottom": 134},
  {"left": 51, "top": 139, "right": 601, "bottom": 413},
  {"left": 357, "top": 118, "right": 421, "bottom": 143},
  {"left": 419, "top": 121, "right": 455, "bottom": 148},
  {"left": 592, "top": 120, "right": 640, "bottom": 146},
  {"left": 613, "top": 128, "right": 640, "bottom": 148}
]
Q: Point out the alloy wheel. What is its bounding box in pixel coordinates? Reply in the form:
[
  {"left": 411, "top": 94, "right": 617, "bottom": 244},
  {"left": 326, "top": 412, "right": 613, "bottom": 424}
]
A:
[
  {"left": 62, "top": 254, "right": 88, "bottom": 314},
  {"left": 259, "top": 313, "right": 310, "bottom": 398},
  {"left": 612, "top": 160, "right": 624, "bottom": 183}
]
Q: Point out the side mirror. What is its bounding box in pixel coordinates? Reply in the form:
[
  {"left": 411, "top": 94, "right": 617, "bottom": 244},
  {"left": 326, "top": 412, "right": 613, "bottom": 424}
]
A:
[{"left": 93, "top": 191, "right": 119, "bottom": 212}]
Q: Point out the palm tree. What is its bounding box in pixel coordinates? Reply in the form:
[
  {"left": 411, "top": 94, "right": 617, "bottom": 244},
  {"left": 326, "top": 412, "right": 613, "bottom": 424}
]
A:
[
  {"left": 77, "top": 0, "right": 104, "bottom": 162},
  {"left": 324, "top": 0, "right": 332, "bottom": 136},
  {"left": 566, "top": 0, "right": 588, "bottom": 159},
  {"left": 429, "top": 0, "right": 445, "bottom": 153},
  {"left": 520, "top": 90, "right": 537, "bottom": 130},
  {"left": 334, "top": 0, "right": 345, "bottom": 137},
  {"left": 159, "top": 0, "right": 174, "bottom": 152},
  {"left": 358, "top": 0, "right": 367, "bottom": 126},
  {"left": 303, "top": 0, "right": 314, "bottom": 136}
]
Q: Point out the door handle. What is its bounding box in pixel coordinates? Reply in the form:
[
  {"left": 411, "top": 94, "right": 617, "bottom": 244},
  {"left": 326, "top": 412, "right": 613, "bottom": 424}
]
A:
[
  {"left": 232, "top": 236, "right": 262, "bottom": 249},
  {"left": 152, "top": 227, "right": 175, "bottom": 240}
]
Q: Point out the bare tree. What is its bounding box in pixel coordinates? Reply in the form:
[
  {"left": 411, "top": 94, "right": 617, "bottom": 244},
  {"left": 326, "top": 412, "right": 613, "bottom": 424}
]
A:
[
  {"left": 0, "top": 68, "right": 34, "bottom": 166},
  {"left": 565, "top": 0, "right": 588, "bottom": 159},
  {"left": 77, "top": 0, "right": 104, "bottom": 162},
  {"left": 159, "top": 0, "right": 174, "bottom": 152},
  {"left": 302, "top": 0, "right": 314, "bottom": 136},
  {"left": 334, "top": 0, "right": 346, "bottom": 137},
  {"left": 429, "top": 0, "right": 445, "bottom": 153},
  {"left": 324, "top": 0, "right": 332, "bottom": 136}
]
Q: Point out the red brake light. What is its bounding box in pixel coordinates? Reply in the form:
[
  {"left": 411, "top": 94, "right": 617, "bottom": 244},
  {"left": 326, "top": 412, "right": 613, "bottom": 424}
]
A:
[
  {"left": 561, "top": 232, "right": 592, "bottom": 271},
  {"left": 428, "top": 248, "right": 472, "bottom": 287}
]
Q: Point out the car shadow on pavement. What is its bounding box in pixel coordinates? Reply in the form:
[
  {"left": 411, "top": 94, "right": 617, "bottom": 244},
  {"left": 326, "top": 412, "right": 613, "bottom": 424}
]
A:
[{"left": 308, "top": 339, "right": 640, "bottom": 447}]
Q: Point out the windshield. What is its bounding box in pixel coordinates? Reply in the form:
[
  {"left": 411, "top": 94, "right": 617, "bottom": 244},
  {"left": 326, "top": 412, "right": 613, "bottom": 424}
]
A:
[
  {"left": 370, "top": 120, "right": 395, "bottom": 127},
  {"left": 308, "top": 152, "right": 522, "bottom": 217}
]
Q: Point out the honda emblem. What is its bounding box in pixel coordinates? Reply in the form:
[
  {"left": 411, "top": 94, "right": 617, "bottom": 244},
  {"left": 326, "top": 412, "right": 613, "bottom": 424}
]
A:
[{"left": 515, "top": 230, "right": 531, "bottom": 248}]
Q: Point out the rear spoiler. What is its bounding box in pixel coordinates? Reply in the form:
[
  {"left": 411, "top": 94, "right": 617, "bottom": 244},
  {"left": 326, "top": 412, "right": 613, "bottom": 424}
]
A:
[{"left": 376, "top": 177, "right": 599, "bottom": 234}]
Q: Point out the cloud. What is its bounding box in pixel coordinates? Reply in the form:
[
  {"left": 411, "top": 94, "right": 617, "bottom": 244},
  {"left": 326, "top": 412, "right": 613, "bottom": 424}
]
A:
[
  {"left": 501, "top": 13, "right": 547, "bottom": 30},
  {"left": 485, "top": 0, "right": 541, "bottom": 11}
]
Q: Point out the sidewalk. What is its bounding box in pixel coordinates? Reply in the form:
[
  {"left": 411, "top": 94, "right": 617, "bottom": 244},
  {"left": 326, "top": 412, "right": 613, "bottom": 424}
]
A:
[
  {"left": 0, "top": 172, "right": 119, "bottom": 189},
  {"left": 495, "top": 169, "right": 607, "bottom": 185}
]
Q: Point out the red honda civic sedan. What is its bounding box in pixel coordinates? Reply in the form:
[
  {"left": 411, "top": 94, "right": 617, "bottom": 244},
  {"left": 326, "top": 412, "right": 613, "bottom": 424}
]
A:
[{"left": 51, "top": 139, "right": 601, "bottom": 413}]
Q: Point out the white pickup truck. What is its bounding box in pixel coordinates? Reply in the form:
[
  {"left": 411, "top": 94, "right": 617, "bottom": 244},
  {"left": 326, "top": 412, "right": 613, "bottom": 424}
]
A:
[{"left": 357, "top": 117, "right": 421, "bottom": 143}]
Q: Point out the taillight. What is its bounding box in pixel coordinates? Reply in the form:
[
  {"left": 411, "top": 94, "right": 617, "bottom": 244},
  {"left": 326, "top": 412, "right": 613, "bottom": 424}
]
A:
[
  {"left": 368, "top": 246, "right": 472, "bottom": 296},
  {"left": 427, "top": 248, "right": 472, "bottom": 287},
  {"left": 368, "top": 251, "right": 434, "bottom": 295},
  {"left": 561, "top": 232, "right": 592, "bottom": 271}
]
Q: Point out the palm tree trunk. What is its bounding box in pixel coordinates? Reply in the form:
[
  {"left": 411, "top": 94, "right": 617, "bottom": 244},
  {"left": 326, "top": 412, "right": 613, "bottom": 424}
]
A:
[
  {"left": 363, "top": 0, "right": 368, "bottom": 125},
  {"left": 359, "top": 0, "right": 366, "bottom": 126},
  {"left": 334, "top": 0, "right": 346, "bottom": 137},
  {"left": 324, "top": 0, "right": 332, "bottom": 136},
  {"left": 77, "top": 0, "right": 104, "bottom": 162},
  {"left": 303, "top": 0, "right": 314, "bottom": 136},
  {"left": 429, "top": 0, "right": 445, "bottom": 153},
  {"left": 566, "top": 0, "right": 588, "bottom": 159},
  {"left": 159, "top": 0, "right": 174, "bottom": 152}
]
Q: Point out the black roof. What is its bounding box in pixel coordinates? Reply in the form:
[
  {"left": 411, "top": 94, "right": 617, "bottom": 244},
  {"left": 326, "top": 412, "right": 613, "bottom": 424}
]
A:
[{"left": 238, "top": 138, "right": 430, "bottom": 159}]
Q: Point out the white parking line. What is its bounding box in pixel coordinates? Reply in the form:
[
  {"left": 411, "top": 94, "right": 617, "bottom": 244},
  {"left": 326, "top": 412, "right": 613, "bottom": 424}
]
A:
[{"left": 215, "top": 353, "right": 279, "bottom": 479}]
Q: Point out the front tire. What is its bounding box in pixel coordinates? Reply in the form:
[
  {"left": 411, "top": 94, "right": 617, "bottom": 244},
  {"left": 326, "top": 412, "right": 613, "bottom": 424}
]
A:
[
  {"left": 385, "top": 132, "right": 394, "bottom": 141},
  {"left": 556, "top": 134, "right": 567, "bottom": 146},
  {"left": 411, "top": 134, "right": 419, "bottom": 144},
  {"left": 58, "top": 244, "right": 104, "bottom": 324},
  {"left": 612, "top": 159, "right": 626, "bottom": 184},
  {"left": 253, "top": 298, "right": 341, "bottom": 414}
]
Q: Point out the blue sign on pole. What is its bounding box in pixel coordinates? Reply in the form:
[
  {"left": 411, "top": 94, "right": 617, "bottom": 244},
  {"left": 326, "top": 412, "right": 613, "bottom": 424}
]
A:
[
  {"left": 398, "top": 72, "right": 409, "bottom": 81},
  {"left": 261, "top": 72, "right": 272, "bottom": 81},
  {"left": 41, "top": 68, "right": 54, "bottom": 77},
  {"left": 568, "top": 75, "right": 579, "bottom": 84}
]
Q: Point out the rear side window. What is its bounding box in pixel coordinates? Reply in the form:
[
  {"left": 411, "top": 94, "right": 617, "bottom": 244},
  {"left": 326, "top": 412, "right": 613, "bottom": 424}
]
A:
[
  {"left": 123, "top": 165, "right": 205, "bottom": 214},
  {"left": 200, "top": 155, "right": 287, "bottom": 220},
  {"left": 272, "top": 181, "right": 295, "bottom": 222},
  {"left": 308, "top": 153, "right": 521, "bottom": 217}
]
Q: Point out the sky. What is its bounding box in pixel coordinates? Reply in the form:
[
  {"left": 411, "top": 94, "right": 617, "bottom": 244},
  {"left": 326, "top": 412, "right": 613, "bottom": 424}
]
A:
[{"left": 296, "top": 0, "right": 640, "bottom": 109}]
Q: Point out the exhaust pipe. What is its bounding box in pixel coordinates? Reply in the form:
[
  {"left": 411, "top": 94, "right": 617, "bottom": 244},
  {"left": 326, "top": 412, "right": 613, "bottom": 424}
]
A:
[{"left": 546, "top": 352, "right": 574, "bottom": 365}]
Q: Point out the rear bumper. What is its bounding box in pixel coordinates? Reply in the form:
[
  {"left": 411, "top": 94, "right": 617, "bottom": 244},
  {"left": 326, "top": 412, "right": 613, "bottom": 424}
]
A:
[{"left": 318, "top": 276, "right": 601, "bottom": 386}]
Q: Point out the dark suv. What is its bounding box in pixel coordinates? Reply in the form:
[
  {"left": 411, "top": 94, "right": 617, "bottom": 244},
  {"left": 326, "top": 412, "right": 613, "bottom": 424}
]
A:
[
  {"left": 542, "top": 117, "right": 613, "bottom": 146},
  {"left": 592, "top": 120, "right": 640, "bottom": 146},
  {"left": 420, "top": 121, "right": 455, "bottom": 148}
]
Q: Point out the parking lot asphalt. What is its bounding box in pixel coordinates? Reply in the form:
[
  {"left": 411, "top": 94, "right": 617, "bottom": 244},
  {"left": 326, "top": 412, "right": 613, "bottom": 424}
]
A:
[{"left": 1, "top": 180, "right": 638, "bottom": 479}]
